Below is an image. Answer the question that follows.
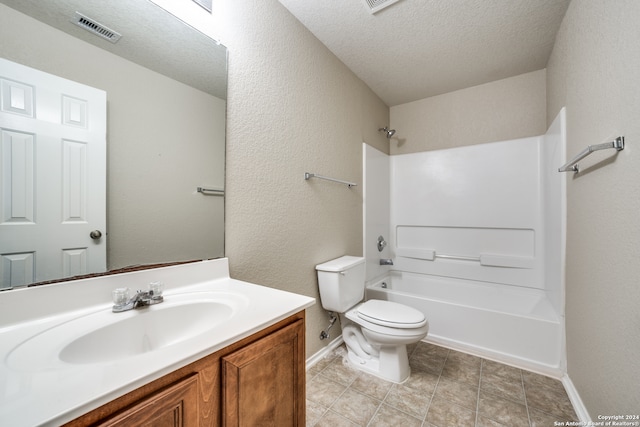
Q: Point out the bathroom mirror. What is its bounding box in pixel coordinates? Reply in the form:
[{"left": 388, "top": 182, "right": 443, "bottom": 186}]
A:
[{"left": 0, "top": 0, "right": 227, "bottom": 289}]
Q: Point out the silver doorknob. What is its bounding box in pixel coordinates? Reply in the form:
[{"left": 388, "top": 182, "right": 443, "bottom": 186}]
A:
[{"left": 90, "top": 230, "right": 102, "bottom": 240}]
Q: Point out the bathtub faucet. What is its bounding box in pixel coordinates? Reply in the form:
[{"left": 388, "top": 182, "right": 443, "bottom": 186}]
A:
[{"left": 379, "top": 258, "right": 394, "bottom": 265}]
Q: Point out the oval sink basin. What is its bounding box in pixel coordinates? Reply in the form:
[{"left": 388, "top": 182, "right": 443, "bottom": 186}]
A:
[
  {"left": 7, "top": 291, "right": 249, "bottom": 370},
  {"left": 60, "top": 301, "right": 232, "bottom": 364}
]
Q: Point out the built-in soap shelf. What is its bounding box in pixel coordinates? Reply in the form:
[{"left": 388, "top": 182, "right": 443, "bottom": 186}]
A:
[{"left": 396, "top": 247, "right": 534, "bottom": 269}]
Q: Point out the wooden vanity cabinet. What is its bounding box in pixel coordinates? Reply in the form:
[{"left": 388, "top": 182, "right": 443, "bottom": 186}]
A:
[
  {"left": 64, "top": 312, "right": 305, "bottom": 427},
  {"left": 222, "top": 319, "right": 303, "bottom": 426}
]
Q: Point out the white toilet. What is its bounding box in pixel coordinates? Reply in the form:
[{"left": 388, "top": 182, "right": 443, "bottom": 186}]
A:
[{"left": 316, "top": 256, "right": 428, "bottom": 383}]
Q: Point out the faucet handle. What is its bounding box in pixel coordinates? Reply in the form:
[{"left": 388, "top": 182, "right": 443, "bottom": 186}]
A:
[
  {"left": 377, "top": 235, "right": 388, "bottom": 252},
  {"left": 112, "top": 288, "right": 130, "bottom": 306},
  {"left": 148, "top": 281, "right": 164, "bottom": 299}
]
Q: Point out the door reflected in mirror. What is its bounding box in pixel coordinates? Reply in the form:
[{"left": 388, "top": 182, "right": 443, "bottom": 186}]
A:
[{"left": 0, "top": 0, "right": 226, "bottom": 289}]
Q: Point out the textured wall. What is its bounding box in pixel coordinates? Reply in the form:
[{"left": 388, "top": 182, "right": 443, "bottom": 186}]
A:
[
  {"left": 546, "top": 0, "right": 640, "bottom": 416},
  {"left": 223, "top": 0, "right": 389, "bottom": 357},
  {"left": 389, "top": 70, "right": 547, "bottom": 154}
]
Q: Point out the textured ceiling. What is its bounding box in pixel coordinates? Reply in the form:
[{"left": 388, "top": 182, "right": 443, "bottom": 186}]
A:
[
  {"left": 0, "top": 0, "right": 227, "bottom": 99},
  {"left": 278, "top": 0, "right": 571, "bottom": 106}
]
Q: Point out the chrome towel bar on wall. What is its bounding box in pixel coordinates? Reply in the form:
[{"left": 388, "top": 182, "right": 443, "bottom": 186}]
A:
[
  {"left": 304, "top": 172, "right": 357, "bottom": 188},
  {"left": 559, "top": 136, "right": 625, "bottom": 173},
  {"left": 197, "top": 187, "right": 225, "bottom": 195}
]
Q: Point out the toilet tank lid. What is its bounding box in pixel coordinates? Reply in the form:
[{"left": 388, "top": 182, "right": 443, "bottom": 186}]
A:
[{"left": 316, "top": 256, "right": 365, "bottom": 272}]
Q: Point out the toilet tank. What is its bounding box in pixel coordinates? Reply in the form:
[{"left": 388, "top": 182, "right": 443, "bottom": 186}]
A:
[{"left": 316, "top": 256, "right": 365, "bottom": 312}]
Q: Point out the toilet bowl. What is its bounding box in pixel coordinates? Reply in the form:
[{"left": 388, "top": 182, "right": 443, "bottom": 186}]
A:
[{"left": 316, "top": 256, "right": 429, "bottom": 383}]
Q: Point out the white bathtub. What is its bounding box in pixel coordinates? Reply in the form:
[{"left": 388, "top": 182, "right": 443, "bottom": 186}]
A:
[{"left": 366, "top": 271, "right": 563, "bottom": 375}]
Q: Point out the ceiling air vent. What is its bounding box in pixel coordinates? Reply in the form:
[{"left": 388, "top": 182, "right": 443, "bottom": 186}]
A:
[
  {"left": 363, "top": 0, "right": 403, "bottom": 14},
  {"left": 72, "top": 12, "right": 122, "bottom": 43}
]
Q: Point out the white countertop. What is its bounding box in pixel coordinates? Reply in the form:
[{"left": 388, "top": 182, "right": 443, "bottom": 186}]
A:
[{"left": 0, "top": 259, "right": 315, "bottom": 427}]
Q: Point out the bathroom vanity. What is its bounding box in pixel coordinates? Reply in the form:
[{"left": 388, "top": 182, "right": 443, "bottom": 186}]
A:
[
  {"left": 66, "top": 312, "right": 305, "bottom": 426},
  {"left": 0, "top": 259, "right": 315, "bottom": 426}
]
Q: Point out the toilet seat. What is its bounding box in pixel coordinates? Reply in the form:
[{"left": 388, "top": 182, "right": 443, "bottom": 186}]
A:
[
  {"left": 357, "top": 300, "right": 427, "bottom": 328},
  {"left": 345, "top": 301, "right": 428, "bottom": 338}
]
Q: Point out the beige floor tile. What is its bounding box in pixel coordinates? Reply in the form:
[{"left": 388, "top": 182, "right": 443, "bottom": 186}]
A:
[
  {"left": 442, "top": 350, "right": 482, "bottom": 385},
  {"left": 476, "top": 415, "right": 512, "bottom": 427},
  {"left": 410, "top": 342, "right": 449, "bottom": 375},
  {"left": 410, "top": 352, "right": 447, "bottom": 376},
  {"left": 368, "top": 404, "right": 424, "bottom": 427},
  {"left": 314, "top": 409, "right": 361, "bottom": 427},
  {"left": 406, "top": 341, "right": 420, "bottom": 356},
  {"left": 384, "top": 383, "right": 432, "bottom": 419},
  {"left": 330, "top": 387, "right": 382, "bottom": 426},
  {"left": 529, "top": 407, "right": 568, "bottom": 427},
  {"left": 307, "top": 342, "right": 580, "bottom": 427},
  {"left": 307, "top": 399, "right": 328, "bottom": 427},
  {"left": 402, "top": 368, "right": 440, "bottom": 394},
  {"left": 482, "top": 359, "right": 523, "bottom": 382},
  {"left": 425, "top": 396, "right": 476, "bottom": 427},
  {"left": 350, "top": 371, "right": 394, "bottom": 400},
  {"left": 307, "top": 374, "right": 348, "bottom": 408},
  {"left": 322, "top": 356, "right": 361, "bottom": 386},
  {"left": 309, "top": 352, "right": 340, "bottom": 377},
  {"left": 478, "top": 390, "right": 530, "bottom": 426},
  {"left": 524, "top": 380, "right": 577, "bottom": 420},
  {"left": 433, "top": 376, "right": 479, "bottom": 411},
  {"left": 417, "top": 342, "right": 451, "bottom": 358},
  {"left": 522, "top": 371, "right": 566, "bottom": 395},
  {"left": 480, "top": 370, "right": 526, "bottom": 404}
]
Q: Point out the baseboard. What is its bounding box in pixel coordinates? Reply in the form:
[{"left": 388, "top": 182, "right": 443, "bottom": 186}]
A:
[
  {"left": 306, "top": 335, "right": 344, "bottom": 371},
  {"left": 561, "top": 374, "right": 591, "bottom": 423}
]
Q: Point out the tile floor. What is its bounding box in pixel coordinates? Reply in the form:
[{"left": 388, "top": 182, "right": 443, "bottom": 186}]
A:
[{"left": 306, "top": 342, "right": 578, "bottom": 427}]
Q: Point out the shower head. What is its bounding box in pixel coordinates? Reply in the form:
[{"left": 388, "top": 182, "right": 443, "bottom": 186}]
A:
[{"left": 378, "top": 126, "right": 396, "bottom": 139}]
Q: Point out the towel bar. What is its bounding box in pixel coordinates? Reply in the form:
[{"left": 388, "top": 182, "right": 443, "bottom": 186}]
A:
[
  {"left": 559, "top": 136, "right": 624, "bottom": 173},
  {"left": 304, "top": 172, "right": 357, "bottom": 188}
]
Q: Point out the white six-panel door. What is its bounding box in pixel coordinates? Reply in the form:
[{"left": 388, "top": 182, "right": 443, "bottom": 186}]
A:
[{"left": 0, "top": 58, "right": 106, "bottom": 288}]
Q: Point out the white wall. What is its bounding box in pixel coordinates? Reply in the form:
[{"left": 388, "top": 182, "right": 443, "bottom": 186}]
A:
[{"left": 546, "top": 0, "right": 640, "bottom": 416}]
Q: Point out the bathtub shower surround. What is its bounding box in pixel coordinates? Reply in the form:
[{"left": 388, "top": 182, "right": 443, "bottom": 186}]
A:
[{"left": 363, "top": 109, "right": 566, "bottom": 375}]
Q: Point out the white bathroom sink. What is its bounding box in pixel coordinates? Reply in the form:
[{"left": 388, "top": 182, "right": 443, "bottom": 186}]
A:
[{"left": 7, "top": 291, "right": 249, "bottom": 369}]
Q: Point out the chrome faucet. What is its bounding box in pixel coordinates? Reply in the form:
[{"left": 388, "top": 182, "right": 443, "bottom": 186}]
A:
[
  {"left": 379, "top": 258, "right": 394, "bottom": 265},
  {"left": 112, "top": 284, "right": 164, "bottom": 313}
]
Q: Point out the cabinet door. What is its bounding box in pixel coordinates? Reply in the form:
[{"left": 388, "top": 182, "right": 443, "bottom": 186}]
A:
[
  {"left": 222, "top": 319, "right": 304, "bottom": 427},
  {"left": 98, "top": 374, "right": 199, "bottom": 427}
]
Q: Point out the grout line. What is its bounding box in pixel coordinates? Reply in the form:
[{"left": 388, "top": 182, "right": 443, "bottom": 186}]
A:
[
  {"left": 422, "top": 346, "right": 449, "bottom": 426},
  {"left": 475, "top": 359, "right": 483, "bottom": 427},
  {"left": 522, "top": 370, "right": 532, "bottom": 427},
  {"left": 365, "top": 403, "right": 381, "bottom": 427}
]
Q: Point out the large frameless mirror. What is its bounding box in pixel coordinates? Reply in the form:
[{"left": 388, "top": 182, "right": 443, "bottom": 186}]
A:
[{"left": 0, "top": 0, "right": 227, "bottom": 290}]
